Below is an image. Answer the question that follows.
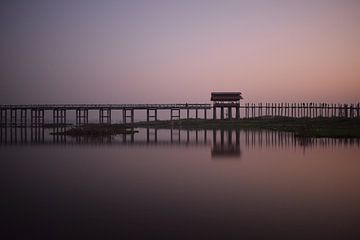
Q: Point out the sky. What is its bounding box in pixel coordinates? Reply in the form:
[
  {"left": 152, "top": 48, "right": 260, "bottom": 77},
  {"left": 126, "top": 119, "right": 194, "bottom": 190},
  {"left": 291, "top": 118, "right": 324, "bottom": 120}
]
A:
[{"left": 0, "top": 0, "right": 359, "bottom": 104}]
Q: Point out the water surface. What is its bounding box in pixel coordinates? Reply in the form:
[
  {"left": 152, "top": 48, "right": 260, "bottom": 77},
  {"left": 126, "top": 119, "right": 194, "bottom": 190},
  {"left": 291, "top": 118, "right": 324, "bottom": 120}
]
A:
[{"left": 1, "top": 127, "right": 360, "bottom": 239}]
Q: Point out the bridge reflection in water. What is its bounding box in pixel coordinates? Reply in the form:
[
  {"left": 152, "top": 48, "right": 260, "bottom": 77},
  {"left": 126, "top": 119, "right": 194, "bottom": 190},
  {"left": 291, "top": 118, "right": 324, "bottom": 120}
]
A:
[
  {"left": 212, "top": 129, "right": 241, "bottom": 158},
  {"left": 1, "top": 126, "right": 359, "bottom": 157}
]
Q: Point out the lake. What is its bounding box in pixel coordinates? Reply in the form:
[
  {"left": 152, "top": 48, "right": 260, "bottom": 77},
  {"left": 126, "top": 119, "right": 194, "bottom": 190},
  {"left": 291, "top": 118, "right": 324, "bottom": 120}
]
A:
[{"left": 1, "top": 127, "right": 360, "bottom": 239}]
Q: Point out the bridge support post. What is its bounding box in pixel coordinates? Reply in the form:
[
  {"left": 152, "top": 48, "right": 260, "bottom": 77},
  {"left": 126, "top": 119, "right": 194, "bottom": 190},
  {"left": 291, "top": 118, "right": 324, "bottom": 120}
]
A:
[
  {"left": 108, "top": 109, "right": 112, "bottom": 124},
  {"left": 259, "top": 103, "right": 262, "bottom": 117},
  {"left": 344, "top": 104, "right": 348, "bottom": 118},
  {"left": 99, "top": 108, "right": 104, "bottom": 124},
  {"left": 58, "top": 109, "right": 67, "bottom": 125},
  {"left": 0, "top": 108, "right": 4, "bottom": 127},
  {"left": 2, "top": 109, "right": 8, "bottom": 127},
  {"left": 204, "top": 108, "right": 207, "bottom": 120},
  {"left": 122, "top": 109, "right": 126, "bottom": 124},
  {"left": 131, "top": 109, "right": 134, "bottom": 124},
  {"left": 99, "top": 108, "right": 111, "bottom": 124},
  {"left": 123, "top": 108, "right": 134, "bottom": 125},
  {"left": 41, "top": 109, "right": 45, "bottom": 126},
  {"left": 220, "top": 107, "right": 224, "bottom": 120},
  {"left": 76, "top": 109, "right": 79, "bottom": 125},
  {"left": 53, "top": 109, "right": 58, "bottom": 125},
  {"left": 76, "top": 109, "right": 79, "bottom": 126},
  {"left": 52, "top": 109, "right": 66, "bottom": 142},
  {"left": 10, "top": 109, "right": 17, "bottom": 127},
  {"left": 196, "top": 109, "right": 198, "bottom": 119},
  {"left": 170, "top": 108, "right": 180, "bottom": 121},
  {"left": 236, "top": 107, "right": 240, "bottom": 120},
  {"left": 76, "top": 108, "right": 88, "bottom": 126},
  {"left": 99, "top": 109, "right": 103, "bottom": 123},
  {"left": 213, "top": 106, "right": 216, "bottom": 120},
  {"left": 228, "top": 107, "right": 232, "bottom": 120},
  {"left": 31, "top": 109, "right": 44, "bottom": 127},
  {"left": 147, "top": 109, "right": 157, "bottom": 122},
  {"left": 31, "top": 109, "right": 35, "bottom": 127},
  {"left": 53, "top": 108, "right": 63, "bottom": 125},
  {"left": 20, "top": 109, "right": 27, "bottom": 126}
]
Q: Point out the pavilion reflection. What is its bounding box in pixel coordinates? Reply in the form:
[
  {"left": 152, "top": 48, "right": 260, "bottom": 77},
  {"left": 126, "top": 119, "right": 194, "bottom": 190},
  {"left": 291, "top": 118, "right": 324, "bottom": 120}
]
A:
[{"left": 211, "top": 129, "right": 241, "bottom": 158}]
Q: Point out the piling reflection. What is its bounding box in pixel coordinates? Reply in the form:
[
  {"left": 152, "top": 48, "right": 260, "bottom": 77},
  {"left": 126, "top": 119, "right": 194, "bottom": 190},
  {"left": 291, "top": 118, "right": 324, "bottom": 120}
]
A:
[
  {"left": 241, "top": 128, "right": 360, "bottom": 149},
  {"left": 146, "top": 128, "right": 158, "bottom": 143},
  {"left": 52, "top": 126, "right": 67, "bottom": 143},
  {"left": 1, "top": 126, "right": 45, "bottom": 144},
  {"left": 1, "top": 126, "right": 359, "bottom": 155}
]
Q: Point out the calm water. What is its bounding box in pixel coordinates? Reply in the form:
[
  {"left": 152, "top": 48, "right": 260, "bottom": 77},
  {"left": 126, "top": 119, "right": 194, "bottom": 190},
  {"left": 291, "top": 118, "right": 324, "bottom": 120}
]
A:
[{"left": 1, "top": 127, "right": 360, "bottom": 239}]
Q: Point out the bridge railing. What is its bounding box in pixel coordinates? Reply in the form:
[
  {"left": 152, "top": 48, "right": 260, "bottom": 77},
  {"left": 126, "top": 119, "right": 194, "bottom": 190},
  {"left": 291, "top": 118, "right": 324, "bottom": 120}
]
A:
[{"left": 0, "top": 103, "right": 211, "bottom": 109}]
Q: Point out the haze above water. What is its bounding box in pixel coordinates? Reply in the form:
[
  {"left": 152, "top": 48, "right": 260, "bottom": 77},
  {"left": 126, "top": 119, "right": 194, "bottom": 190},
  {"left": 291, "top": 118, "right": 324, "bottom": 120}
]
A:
[
  {"left": 1, "top": 128, "right": 360, "bottom": 239},
  {"left": 1, "top": 0, "right": 360, "bottom": 104}
]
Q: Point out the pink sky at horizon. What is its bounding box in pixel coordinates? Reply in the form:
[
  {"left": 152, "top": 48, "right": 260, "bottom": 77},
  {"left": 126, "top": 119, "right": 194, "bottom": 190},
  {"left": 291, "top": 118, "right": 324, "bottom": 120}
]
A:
[{"left": 0, "top": 0, "right": 359, "bottom": 104}]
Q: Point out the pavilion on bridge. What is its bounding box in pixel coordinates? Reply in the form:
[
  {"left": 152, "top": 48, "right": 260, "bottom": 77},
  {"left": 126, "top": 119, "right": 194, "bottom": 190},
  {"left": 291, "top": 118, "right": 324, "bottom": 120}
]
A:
[{"left": 211, "top": 92, "right": 243, "bottom": 119}]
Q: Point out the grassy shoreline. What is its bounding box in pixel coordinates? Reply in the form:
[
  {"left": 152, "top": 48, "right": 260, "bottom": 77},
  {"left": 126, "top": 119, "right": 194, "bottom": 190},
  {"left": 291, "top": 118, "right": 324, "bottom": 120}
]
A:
[
  {"left": 50, "top": 124, "right": 138, "bottom": 137},
  {"left": 134, "top": 117, "right": 360, "bottom": 138}
]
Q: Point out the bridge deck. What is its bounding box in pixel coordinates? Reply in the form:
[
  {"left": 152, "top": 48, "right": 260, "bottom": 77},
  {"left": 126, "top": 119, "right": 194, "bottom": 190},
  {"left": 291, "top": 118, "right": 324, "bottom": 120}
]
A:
[
  {"left": 0, "top": 104, "right": 211, "bottom": 110},
  {"left": 1, "top": 103, "right": 359, "bottom": 120}
]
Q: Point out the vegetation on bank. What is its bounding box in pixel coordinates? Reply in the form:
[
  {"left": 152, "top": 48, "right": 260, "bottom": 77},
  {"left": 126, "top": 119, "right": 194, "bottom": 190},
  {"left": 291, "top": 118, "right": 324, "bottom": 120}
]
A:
[
  {"left": 134, "top": 117, "right": 360, "bottom": 138},
  {"left": 50, "top": 124, "right": 138, "bottom": 137}
]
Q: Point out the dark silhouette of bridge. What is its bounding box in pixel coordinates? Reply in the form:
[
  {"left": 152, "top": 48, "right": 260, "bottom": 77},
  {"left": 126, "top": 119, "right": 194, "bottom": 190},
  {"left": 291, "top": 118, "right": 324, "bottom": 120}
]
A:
[
  {"left": 1, "top": 92, "right": 359, "bottom": 127},
  {"left": 0, "top": 101, "right": 359, "bottom": 127}
]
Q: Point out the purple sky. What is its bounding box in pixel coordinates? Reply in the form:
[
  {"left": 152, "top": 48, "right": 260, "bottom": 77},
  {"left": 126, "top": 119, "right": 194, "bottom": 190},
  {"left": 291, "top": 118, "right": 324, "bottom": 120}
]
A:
[{"left": 1, "top": 0, "right": 359, "bottom": 104}]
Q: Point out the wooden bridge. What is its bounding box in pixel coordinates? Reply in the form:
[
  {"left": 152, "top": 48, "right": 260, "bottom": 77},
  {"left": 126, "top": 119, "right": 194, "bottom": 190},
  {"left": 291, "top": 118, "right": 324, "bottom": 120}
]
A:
[
  {"left": 0, "top": 102, "right": 359, "bottom": 127},
  {"left": 242, "top": 103, "right": 360, "bottom": 119},
  {"left": 0, "top": 103, "right": 211, "bottom": 127}
]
